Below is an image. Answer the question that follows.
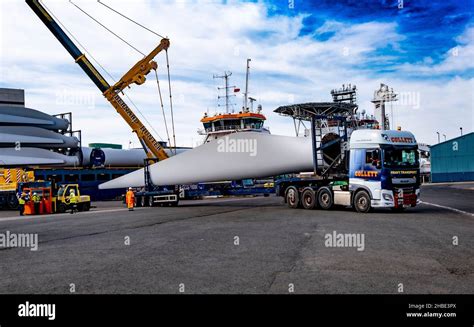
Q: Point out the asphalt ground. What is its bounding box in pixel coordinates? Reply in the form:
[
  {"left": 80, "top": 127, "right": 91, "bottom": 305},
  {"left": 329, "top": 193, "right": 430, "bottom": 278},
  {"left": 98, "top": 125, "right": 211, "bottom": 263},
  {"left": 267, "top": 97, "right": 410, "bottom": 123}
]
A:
[{"left": 0, "top": 183, "right": 472, "bottom": 294}]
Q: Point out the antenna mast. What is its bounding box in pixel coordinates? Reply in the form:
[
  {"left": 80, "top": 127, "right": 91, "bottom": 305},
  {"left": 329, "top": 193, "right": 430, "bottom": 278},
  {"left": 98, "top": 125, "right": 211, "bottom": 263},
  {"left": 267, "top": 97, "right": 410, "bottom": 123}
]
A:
[
  {"left": 243, "top": 58, "right": 251, "bottom": 112},
  {"left": 213, "top": 71, "right": 235, "bottom": 113},
  {"left": 331, "top": 83, "right": 357, "bottom": 105}
]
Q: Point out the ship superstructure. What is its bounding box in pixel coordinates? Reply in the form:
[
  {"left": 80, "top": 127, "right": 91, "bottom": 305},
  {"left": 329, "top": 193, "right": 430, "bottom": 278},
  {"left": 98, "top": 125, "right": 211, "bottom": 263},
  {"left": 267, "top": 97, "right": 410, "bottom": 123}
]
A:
[{"left": 199, "top": 59, "right": 270, "bottom": 143}]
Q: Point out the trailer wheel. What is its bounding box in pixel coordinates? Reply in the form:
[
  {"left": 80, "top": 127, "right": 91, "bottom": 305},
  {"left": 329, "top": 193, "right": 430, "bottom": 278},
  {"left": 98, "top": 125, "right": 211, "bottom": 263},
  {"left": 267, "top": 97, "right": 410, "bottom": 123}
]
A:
[
  {"left": 301, "top": 188, "right": 317, "bottom": 210},
  {"left": 354, "top": 190, "right": 371, "bottom": 213},
  {"left": 285, "top": 187, "right": 300, "bottom": 209},
  {"left": 148, "top": 196, "right": 154, "bottom": 207},
  {"left": 318, "top": 187, "right": 333, "bottom": 210}
]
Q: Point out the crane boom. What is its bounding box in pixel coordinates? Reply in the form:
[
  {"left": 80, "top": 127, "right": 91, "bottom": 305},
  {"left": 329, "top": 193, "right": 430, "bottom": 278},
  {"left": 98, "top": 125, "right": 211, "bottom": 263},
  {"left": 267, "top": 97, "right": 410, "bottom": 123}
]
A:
[{"left": 26, "top": 0, "right": 170, "bottom": 161}]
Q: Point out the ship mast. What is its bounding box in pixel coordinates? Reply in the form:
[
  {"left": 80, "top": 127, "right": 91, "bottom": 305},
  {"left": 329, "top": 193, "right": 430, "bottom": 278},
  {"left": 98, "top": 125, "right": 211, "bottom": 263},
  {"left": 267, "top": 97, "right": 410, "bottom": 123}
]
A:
[
  {"left": 243, "top": 58, "right": 251, "bottom": 112},
  {"left": 213, "top": 71, "right": 235, "bottom": 113}
]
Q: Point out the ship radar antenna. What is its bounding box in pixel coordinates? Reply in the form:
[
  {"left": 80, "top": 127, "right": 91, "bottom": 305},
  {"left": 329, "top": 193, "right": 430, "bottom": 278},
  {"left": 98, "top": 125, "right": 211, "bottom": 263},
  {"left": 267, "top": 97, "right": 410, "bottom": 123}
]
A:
[{"left": 213, "top": 71, "right": 236, "bottom": 113}]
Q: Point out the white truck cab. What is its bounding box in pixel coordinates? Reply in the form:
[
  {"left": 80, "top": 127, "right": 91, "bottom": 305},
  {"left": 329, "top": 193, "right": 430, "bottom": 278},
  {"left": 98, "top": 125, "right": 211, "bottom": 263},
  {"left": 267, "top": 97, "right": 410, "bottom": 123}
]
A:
[
  {"left": 277, "top": 128, "right": 421, "bottom": 213},
  {"left": 348, "top": 129, "right": 420, "bottom": 211}
]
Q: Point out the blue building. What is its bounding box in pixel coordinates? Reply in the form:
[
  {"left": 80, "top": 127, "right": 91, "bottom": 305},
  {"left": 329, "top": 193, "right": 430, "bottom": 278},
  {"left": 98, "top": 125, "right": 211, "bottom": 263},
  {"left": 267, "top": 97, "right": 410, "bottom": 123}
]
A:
[{"left": 430, "top": 132, "right": 474, "bottom": 182}]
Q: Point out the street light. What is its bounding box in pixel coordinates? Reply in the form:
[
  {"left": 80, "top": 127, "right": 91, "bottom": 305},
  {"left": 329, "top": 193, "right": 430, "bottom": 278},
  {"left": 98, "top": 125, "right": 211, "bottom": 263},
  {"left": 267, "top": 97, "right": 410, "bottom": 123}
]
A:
[
  {"left": 443, "top": 134, "right": 446, "bottom": 141},
  {"left": 460, "top": 127, "right": 463, "bottom": 136},
  {"left": 436, "top": 132, "right": 440, "bottom": 143}
]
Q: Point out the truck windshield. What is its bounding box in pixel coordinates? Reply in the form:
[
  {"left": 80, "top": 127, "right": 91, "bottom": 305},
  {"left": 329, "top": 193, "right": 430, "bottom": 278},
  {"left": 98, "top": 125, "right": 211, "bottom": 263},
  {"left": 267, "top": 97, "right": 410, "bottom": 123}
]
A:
[{"left": 382, "top": 147, "right": 419, "bottom": 168}]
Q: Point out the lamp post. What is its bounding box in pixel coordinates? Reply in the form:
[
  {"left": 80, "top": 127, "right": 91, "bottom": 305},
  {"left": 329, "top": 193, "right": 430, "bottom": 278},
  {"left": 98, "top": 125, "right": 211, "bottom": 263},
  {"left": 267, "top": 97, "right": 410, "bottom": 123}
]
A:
[
  {"left": 443, "top": 134, "right": 446, "bottom": 141},
  {"left": 436, "top": 132, "right": 440, "bottom": 143},
  {"left": 460, "top": 127, "right": 463, "bottom": 136}
]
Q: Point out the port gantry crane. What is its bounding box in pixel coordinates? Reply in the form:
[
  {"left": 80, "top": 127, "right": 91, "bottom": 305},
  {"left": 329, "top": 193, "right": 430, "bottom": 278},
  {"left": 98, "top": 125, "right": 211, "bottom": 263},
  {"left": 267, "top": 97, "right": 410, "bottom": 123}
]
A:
[{"left": 26, "top": 0, "right": 171, "bottom": 162}]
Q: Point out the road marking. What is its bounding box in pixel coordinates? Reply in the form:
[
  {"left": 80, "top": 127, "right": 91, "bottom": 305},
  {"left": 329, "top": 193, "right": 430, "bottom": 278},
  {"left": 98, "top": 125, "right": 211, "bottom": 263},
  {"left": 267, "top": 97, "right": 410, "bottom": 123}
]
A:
[
  {"left": 423, "top": 181, "right": 474, "bottom": 186},
  {"left": 0, "top": 207, "right": 136, "bottom": 222},
  {"left": 0, "top": 197, "right": 262, "bottom": 222},
  {"left": 419, "top": 201, "right": 474, "bottom": 217}
]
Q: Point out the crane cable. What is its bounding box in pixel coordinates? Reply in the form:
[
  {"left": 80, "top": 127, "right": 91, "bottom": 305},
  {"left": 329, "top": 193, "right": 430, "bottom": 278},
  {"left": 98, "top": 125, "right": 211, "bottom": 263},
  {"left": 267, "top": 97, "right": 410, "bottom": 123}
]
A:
[
  {"left": 97, "top": 0, "right": 165, "bottom": 39},
  {"left": 41, "top": 1, "right": 115, "bottom": 82},
  {"left": 68, "top": 0, "right": 176, "bottom": 150},
  {"left": 165, "top": 50, "right": 177, "bottom": 153},
  {"left": 124, "top": 93, "right": 166, "bottom": 143},
  {"left": 98, "top": 0, "right": 177, "bottom": 152},
  {"left": 154, "top": 69, "right": 173, "bottom": 153},
  {"left": 69, "top": 0, "right": 145, "bottom": 56},
  {"left": 41, "top": 0, "right": 165, "bottom": 143}
]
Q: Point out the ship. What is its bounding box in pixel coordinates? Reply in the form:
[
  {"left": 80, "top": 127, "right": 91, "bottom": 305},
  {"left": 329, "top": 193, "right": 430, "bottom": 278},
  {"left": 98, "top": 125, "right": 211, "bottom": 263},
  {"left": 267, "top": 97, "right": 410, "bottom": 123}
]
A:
[{"left": 198, "top": 59, "right": 270, "bottom": 144}]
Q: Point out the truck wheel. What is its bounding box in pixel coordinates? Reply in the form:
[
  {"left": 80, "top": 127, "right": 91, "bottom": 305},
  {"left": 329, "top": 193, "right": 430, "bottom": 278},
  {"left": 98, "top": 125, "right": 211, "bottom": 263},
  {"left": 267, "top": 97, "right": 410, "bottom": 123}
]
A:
[
  {"left": 7, "top": 194, "right": 19, "bottom": 210},
  {"left": 148, "top": 196, "right": 154, "bottom": 207},
  {"left": 285, "top": 187, "right": 300, "bottom": 209},
  {"left": 318, "top": 187, "right": 333, "bottom": 210},
  {"left": 354, "top": 190, "right": 371, "bottom": 213},
  {"left": 58, "top": 203, "right": 67, "bottom": 213},
  {"left": 301, "top": 188, "right": 317, "bottom": 210}
]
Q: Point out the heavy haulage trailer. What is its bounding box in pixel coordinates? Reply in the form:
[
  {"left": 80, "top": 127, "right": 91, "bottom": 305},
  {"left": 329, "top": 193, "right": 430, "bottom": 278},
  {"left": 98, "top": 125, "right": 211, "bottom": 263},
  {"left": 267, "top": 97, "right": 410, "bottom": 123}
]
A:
[
  {"left": 131, "top": 159, "right": 275, "bottom": 207},
  {"left": 273, "top": 102, "right": 421, "bottom": 213}
]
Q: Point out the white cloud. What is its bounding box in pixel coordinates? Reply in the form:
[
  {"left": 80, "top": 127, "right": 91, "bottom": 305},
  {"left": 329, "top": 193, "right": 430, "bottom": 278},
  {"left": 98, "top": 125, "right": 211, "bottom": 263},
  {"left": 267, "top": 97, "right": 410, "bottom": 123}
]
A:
[{"left": 0, "top": 0, "right": 472, "bottom": 149}]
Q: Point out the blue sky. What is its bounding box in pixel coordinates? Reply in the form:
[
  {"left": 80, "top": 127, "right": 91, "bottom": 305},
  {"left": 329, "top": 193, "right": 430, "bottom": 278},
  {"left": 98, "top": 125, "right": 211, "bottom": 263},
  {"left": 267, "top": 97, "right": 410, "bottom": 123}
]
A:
[
  {"left": 274, "top": 0, "right": 470, "bottom": 56},
  {"left": 268, "top": 0, "right": 473, "bottom": 76},
  {"left": 0, "top": 0, "right": 472, "bottom": 147}
]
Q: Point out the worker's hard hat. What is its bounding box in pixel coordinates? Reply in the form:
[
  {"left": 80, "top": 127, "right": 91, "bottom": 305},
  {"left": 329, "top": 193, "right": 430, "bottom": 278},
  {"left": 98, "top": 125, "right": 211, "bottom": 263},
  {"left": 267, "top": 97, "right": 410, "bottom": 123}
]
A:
[
  {"left": 70, "top": 190, "right": 75, "bottom": 193},
  {"left": 33, "top": 192, "right": 37, "bottom": 195},
  {"left": 128, "top": 187, "right": 132, "bottom": 190}
]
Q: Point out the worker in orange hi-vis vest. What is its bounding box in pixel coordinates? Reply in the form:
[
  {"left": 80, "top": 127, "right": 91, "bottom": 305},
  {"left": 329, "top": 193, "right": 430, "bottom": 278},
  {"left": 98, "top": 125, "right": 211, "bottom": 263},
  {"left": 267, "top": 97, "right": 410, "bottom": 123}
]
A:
[{"left": 126, "top": 187, "right": 135, "bottom": 211}]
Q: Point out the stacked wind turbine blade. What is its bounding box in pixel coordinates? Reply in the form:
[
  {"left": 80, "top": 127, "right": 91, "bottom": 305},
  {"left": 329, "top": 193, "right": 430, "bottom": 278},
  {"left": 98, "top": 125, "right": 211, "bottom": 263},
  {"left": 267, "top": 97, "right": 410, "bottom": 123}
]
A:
[
  {"left": 80, "top": 147, "right": 189, "bottom": 167},
  {"left": 0, "top": 106, "right": 69, "bottom": 130},
  {"left": 0, "top": 104, "right": 80, "bottom": 167},
  {"left": 0, "top": 147, "right": 80, "bottom": 166},
  {"left": 99, "top": 132, "right": 314, "bottom": 189},
  {"left": 0, "top": 126, "right": 79, "bottom": 148}
]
